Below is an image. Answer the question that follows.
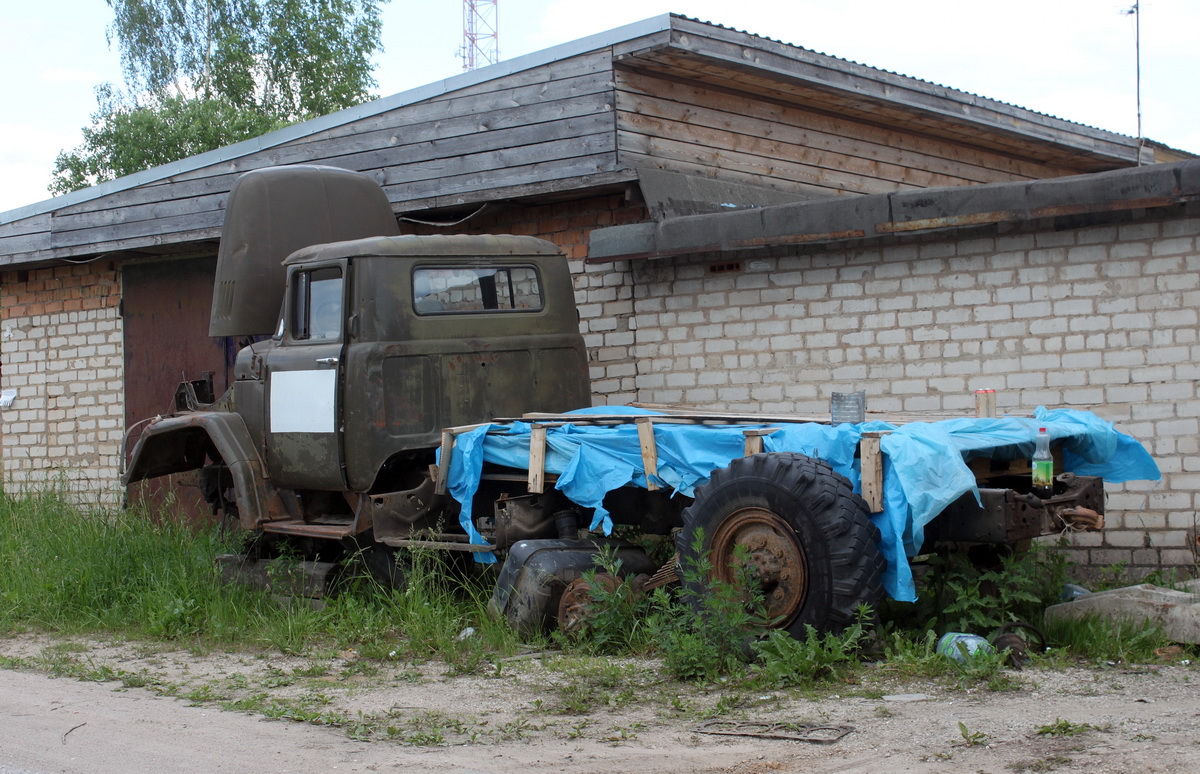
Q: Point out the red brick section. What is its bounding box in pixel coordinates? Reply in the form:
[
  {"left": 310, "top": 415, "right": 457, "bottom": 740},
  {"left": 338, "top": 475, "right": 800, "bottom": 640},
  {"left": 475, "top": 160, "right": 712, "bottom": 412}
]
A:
[
  {"left": 0, "top": 263, "right": 121, "bottom": 320},
  {"left": 399, "top": 193, "right": 648, "bottom": 258}
]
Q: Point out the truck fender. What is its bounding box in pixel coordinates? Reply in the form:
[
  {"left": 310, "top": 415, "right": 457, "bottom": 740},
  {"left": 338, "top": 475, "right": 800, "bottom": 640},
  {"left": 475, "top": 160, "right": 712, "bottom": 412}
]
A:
[{"left": 122, "top": 412, "right": 274, "bottom": 527}]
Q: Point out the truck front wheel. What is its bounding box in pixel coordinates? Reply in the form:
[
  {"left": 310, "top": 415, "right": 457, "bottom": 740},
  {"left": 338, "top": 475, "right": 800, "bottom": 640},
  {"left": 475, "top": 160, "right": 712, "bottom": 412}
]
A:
[{"left": 676, "top": 452, "right": 884, "bottom": 637}]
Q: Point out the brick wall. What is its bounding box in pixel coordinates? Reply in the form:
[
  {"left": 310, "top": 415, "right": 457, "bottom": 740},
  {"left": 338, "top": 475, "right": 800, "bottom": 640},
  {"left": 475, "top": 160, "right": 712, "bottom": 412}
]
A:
[
  {"left": 0, "top": 263, "right": 124, "bottom": 503},
  {"left": 579, "top": 207, "right": 1200, "bottom": 581}
]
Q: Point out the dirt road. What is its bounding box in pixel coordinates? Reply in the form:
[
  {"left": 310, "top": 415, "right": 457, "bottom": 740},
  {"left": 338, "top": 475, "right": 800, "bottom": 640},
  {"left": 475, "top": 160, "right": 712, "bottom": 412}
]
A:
[{"left": 2, "top": 634, "right": 1198, "bottom": 773}]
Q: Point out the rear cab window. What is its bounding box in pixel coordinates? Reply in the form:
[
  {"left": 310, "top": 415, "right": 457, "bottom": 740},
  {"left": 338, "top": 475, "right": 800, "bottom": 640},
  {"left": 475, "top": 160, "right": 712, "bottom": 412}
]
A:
[{"left": 412, "top": 266, "right": 543, "bottom": 315}]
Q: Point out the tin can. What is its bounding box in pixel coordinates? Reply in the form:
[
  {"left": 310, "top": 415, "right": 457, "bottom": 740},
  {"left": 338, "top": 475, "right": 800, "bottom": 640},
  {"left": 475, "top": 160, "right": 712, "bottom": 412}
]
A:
[{"left": 936, "top": 632, "right": 995, "bottom": 661}]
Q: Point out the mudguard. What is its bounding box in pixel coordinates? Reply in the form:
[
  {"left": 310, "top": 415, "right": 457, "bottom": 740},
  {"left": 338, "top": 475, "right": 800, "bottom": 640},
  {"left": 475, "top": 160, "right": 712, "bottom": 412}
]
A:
[{"left": 122, "top": 412, "right": 274, "bottom": 528}]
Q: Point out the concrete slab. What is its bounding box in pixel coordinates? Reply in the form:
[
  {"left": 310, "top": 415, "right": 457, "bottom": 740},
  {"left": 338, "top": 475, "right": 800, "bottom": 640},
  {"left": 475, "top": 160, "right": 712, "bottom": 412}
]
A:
[{"left": 1044, "top": 583, "right": 1200, "bottom": 644}]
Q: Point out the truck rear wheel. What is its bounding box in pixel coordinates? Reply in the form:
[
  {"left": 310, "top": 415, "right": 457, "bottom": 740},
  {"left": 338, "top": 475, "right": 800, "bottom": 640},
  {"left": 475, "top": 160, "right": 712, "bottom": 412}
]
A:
[{"left": 676, "top": 453, "right": 884, "bottom": 636}]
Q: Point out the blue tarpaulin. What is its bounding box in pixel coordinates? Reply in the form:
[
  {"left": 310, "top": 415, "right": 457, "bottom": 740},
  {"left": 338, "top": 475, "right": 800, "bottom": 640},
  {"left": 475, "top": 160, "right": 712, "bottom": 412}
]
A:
[{"left": 438, "top": 406, "right": 1160, "bottom": 601}]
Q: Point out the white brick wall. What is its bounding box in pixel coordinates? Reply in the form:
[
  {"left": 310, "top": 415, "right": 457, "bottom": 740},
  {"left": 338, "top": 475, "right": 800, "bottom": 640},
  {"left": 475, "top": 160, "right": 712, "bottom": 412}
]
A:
[
  {"left": 1, "top": 270, "right": 125, "bottom": 505},
  {"left": 578, "top": 208, "right": 1200, "bottom": 578}
]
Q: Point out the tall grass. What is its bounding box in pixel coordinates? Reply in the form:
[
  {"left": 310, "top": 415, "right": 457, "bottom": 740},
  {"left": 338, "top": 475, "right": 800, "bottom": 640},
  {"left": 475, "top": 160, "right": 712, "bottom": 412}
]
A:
[{"left": 0, "top": 488, "right": 522, "bottom": 662}]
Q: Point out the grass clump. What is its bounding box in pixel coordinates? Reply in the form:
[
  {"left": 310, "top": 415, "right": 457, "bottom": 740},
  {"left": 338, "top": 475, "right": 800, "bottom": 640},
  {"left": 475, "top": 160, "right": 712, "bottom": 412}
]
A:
[{"left": 0, "top": 488, "right": 522, "bottom": 664}]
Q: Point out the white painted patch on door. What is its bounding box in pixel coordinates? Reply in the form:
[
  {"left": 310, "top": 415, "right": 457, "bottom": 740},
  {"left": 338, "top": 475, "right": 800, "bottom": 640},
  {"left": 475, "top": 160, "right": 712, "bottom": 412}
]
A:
[{"left": 270, "top": 369, "right": 336, "bottom": 433}]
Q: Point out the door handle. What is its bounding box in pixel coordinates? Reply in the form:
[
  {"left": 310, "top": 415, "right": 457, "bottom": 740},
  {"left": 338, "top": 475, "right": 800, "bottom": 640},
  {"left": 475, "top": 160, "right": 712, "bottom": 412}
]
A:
[{"left": 316, "top": 357, "right": 339, "bottom": 367}]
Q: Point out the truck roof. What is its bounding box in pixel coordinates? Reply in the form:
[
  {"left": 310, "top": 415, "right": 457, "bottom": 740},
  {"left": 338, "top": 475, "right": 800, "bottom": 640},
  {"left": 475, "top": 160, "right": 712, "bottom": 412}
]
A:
[{"left": 283, "top": 234, "right": 564, "bottom": 265}]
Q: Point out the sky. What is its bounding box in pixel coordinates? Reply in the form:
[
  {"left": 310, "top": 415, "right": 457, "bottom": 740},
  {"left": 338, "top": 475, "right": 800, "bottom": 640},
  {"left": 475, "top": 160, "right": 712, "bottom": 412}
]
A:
[{"left": 1, "top": 0, "right": 1198, "bottom": 215}]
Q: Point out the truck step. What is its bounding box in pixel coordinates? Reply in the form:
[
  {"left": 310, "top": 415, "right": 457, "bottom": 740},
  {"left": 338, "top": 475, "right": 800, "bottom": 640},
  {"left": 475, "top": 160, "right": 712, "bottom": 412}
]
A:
[{"left": 261, "top": 519, "right": 355, "bottom": 539}]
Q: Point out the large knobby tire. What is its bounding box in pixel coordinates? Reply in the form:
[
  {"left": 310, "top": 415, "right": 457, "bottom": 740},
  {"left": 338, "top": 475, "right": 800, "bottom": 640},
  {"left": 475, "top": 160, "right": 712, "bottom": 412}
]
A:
[{"left": 676, "top": 452, "right": 885, "bottom": 637}]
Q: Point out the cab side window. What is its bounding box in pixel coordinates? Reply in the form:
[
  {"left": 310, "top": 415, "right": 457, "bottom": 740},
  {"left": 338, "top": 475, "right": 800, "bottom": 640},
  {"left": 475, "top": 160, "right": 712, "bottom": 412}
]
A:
[{"left": 292, "top": 267, "right": 343, "bottom": 341}]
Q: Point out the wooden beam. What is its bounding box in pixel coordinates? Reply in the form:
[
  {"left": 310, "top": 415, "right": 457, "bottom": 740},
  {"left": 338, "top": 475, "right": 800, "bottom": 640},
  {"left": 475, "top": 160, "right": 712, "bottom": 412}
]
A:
[
  {"left": 636, "top": 416, "right": 660, "bottom": 491},
  {"left": 860, "top": 431, "right": 888, "bottom": 513},
  {"left": 528, "top": 424, "right": 547, "bottom": 494}
]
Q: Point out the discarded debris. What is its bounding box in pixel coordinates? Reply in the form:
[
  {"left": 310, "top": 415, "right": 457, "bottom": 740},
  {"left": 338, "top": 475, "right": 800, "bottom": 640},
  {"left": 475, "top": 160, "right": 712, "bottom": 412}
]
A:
[
  {"left": 693, "top": 720, "right": 853, "bottom": 744},
  {"left": 936, "top": 632, "right": 994, "bottom": 661}
]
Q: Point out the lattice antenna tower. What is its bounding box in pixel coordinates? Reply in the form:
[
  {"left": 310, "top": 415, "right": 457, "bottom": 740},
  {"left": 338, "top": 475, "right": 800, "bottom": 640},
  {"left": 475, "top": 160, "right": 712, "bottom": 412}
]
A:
[{"left": 461, "top": 0, "right": 499, "bottom": 71}]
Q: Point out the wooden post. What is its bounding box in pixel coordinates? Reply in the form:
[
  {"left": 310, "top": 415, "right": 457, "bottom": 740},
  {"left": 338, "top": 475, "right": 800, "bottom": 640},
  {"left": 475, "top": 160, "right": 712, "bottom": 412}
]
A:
[
  {"left": 860, "top": 431, "right": 888, "bottom": 513},
  {"left": 742, "top": 428, "right": 777, "bottom": 456},
  {"left": 528, "top": 424, "right": 547, "bottom": 494},
  {"left": 636, "top": 417, "right": 660, "bottom": 491}
]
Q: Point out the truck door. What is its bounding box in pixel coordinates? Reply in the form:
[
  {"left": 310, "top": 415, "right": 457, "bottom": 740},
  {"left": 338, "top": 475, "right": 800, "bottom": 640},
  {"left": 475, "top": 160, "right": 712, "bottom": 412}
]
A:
[{"left": 264, "top": 264, "right": 346, "bottom": 490}]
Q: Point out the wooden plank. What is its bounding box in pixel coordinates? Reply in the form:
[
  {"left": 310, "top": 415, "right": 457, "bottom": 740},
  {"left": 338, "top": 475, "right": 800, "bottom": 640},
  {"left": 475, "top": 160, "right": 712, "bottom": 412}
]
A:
[
  {"left": 628, "top": 52, "right": 1117, "bottom": 171},
  {"left": 618, "top": 134, "right": 924, "bottom": 197},
  {"left": 860, "top": 432, "right": 887, "bottom": 513},
  {"left": 380, "top": 146, "right": 620, "bottom": 204},
  {"left": 618, "top": 113, "right": 977, "bottom": 194},
  {"left": 528, "top": 424, "right": 547, "bottom": 494},
  {"left": 614, "top": 70, "right": 1066, "bottom": 183},
  {"left": 636, "top": 417, "right": 660, "bottom": 491},
  {"left": 629, "top": 35, "right": 1138, "bottom": 165},
  {"left": 48, "top": 108, "right": 613, "bottom": 235}
]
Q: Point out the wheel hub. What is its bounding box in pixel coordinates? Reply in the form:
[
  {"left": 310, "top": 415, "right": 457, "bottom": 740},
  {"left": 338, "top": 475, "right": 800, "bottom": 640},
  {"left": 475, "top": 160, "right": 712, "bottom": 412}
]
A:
[{"left": 709, "top": 507, "right": 808, "bottom": 626}]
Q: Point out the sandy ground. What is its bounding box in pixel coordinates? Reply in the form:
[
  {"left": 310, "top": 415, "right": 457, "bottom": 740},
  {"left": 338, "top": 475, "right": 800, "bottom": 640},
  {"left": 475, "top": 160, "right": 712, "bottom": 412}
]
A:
[{"left": 1, "top": 633, "right": 1198, "bottom": 774}]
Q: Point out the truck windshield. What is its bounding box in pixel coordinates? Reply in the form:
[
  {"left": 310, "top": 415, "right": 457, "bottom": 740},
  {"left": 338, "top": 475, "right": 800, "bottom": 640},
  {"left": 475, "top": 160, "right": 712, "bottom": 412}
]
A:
[{"left": 413, "top": 266, "right": 543, "bottom": 315}]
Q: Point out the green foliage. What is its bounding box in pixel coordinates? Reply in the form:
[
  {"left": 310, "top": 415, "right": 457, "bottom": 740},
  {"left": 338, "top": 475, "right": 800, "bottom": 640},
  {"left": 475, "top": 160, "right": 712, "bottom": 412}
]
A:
[
  {"left": 104, "top": 0, "right": 384, "bottom": 116},
  {"left": 903, "top": 543, "right": 1070, "bottom": 636},
  {"left": 751, "top": 610, "right": 869, "bottom": 688},
  {"left": 1035, "top": 718, "right": 1097, "bottom": 737},
  {"left": 51, "top": 87, "right": 287, "bottom": 194},
  {"left": 957, "top": 721, "right": 989, "bottom": 747},
  {"left": 0, "top": 489, "right": 522, "bottom": 662},
  {"left": 52, "top": 0, "right": 387, "bottom": 193},
  {"left": 653, "top": 537, "right": 768, "bottom": 682},
  {"left": 1040, "top": 613, "right": 1174, "bottom": 663}
]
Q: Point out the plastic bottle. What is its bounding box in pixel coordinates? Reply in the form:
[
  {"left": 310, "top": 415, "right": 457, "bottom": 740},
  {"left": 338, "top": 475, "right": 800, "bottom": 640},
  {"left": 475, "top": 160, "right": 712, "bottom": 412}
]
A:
[
  {"left": 1032, "top": 427, "right": 1053, "bottom": 499},
  {"left": 936, "top": 632, "right": 995, "bottom": 661}
]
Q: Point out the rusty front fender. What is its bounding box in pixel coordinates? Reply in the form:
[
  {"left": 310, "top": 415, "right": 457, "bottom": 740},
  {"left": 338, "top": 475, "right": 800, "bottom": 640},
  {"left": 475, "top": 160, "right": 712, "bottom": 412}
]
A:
[{"left": 122, "top": 412, "right": 277, "bottom": 527}]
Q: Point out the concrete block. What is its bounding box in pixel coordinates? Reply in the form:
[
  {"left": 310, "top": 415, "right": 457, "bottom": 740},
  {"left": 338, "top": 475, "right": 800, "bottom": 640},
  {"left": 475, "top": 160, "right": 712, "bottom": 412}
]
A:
[{"left": 1044, "top": 584, "right": 1200, "bottom": 644}]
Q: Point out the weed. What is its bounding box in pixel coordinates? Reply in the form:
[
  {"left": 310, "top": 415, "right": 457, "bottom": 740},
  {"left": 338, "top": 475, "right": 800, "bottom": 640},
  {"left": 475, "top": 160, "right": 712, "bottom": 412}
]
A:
[
  {"left": 957, "top": 721, "right": 989, "bottom": 747},
  {"left": 751, "top": 607, "right": 870, "bottom": 688},
  {"left": 1035, "top": 718, "right": 1097, "bottom": 737},
  {"left": 1041, "top": 614, "right": 1171, "bottom": 663},
  {"left": 917, "top": 543, "right": 1069, "bottom": 635}
]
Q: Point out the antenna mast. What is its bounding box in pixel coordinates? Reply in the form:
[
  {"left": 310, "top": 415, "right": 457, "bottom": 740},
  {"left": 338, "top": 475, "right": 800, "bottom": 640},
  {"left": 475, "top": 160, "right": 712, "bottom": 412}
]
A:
[{"left": 462, "top": 0, "right": 499, "bottom": 71}]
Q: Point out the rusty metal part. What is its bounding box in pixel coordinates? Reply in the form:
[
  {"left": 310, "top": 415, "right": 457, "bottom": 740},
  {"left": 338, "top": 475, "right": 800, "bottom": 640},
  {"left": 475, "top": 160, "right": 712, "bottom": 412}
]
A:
[
  {"left": 491, "top": 493, "right": 561, "bottom": 548},
  {"left": 556, "top": 574, "right": 620, "bottom": 635},
  {"left": 709, "top": 507, "right": 807, "bottom": 627},
  {"left": 642, "top": 556, "right": 681, "bottom": 591},
  {"left": 364, "top": 475, "right": 452, "bottom": 542},
  {"left": 1056, "top": 506, "right": 1104, "bottom": 531},
  {"left": 991, "top": 621, "right": 1046, "bottom": 669},
  {"left": 693, "top": 720, "right": 853, "bottom": 744},
  {"left": 926, "top": 475, "right": 1106, "bottom": 544}
]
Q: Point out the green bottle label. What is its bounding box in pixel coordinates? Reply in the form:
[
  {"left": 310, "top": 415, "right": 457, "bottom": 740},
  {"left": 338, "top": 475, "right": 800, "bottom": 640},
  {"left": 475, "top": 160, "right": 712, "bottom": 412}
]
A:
[{"left": 1032, "top": 459, "right": 1053, "bottom": 488}]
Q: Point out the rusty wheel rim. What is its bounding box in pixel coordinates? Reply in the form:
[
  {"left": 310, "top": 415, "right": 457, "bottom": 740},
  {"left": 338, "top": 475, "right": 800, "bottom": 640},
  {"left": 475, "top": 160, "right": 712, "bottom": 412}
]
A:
[
  {"left": 557, "top": 574, "right": 619, "bottom": 635},
  {"left": 709, "top": 507, "right": 807, "bottom": 627}
]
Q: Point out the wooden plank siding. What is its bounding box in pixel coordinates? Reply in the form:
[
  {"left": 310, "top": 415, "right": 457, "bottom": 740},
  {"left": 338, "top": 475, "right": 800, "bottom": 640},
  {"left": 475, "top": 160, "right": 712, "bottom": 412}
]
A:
[
  {"left": 638, "top": 23, "right": 1141, "bottom": 166},
  {"left": 613, "top": 67, "right": 1086, "bottom": 200}
]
